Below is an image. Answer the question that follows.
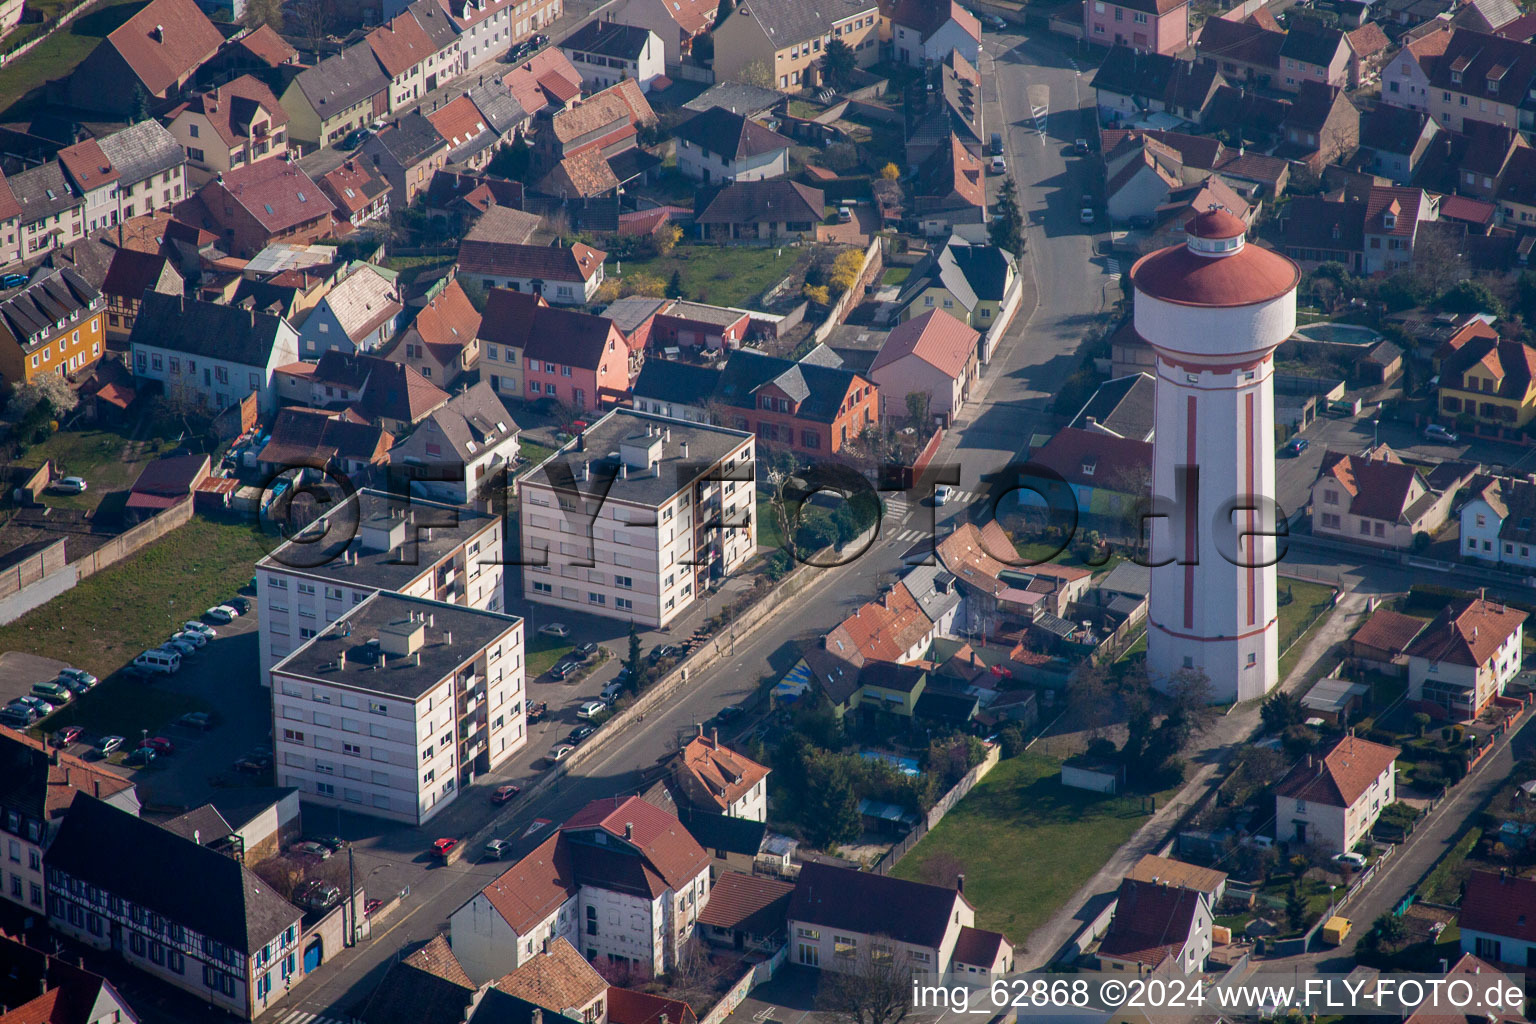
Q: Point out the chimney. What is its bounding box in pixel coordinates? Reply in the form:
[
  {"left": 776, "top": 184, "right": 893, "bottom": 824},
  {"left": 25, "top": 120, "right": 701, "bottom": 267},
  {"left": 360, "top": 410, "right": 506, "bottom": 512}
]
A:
[
  {"left": 956, "top": 874, "right": 965, "bottom": 894},
  {"left": 532, "top": 1011, "right": 543, "bottom": 1024},
  {"left": 620, "top": 462, "right": 628, "bottom": 479},
  {"left": 624, "top": 821, "right": 633, "bottom": 840},
  {"left": 428, "top": 613, "right": 435, "bottom": 627},
  {"left": 698, "top": 723, "right": 704, "bottom": 737},
  {"left": 583, "top": 460, "right": 591, "bottom": 482},
  {"left": 153, "top": 23, "right": 163, "bottom": 38},
  {"left": 194, "top": 829, "right": 201, "bottom": 845},
  {"left": 665, "top": 427, "right": 671, "bottom": 442},
  {"left": 712, "top": 728, "right": 719, "bottom": 745},
  {"left": 444, "top": 631, "right": 452, "bottom": 645},
  {"left": 681, "top": 440, "right": 689, "bottom": 458}
]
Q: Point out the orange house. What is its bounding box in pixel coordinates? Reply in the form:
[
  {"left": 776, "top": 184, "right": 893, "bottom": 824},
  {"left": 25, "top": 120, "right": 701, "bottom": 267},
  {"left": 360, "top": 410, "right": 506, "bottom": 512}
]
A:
[
  {"left": 0, "top": 267, "right": 106, "bottom": 387},
  {"left": 717, "top": 348, "right": 877, "bottom": 456}
]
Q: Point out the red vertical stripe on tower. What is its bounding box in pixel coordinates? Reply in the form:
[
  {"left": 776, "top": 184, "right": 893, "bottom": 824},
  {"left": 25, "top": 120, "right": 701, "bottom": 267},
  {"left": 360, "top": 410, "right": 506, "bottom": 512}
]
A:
[
  {"left": 1184, "top": 394, "right": 1196, "bottom": 631},
  {"left": 1246, "top": 391, "right": 1256, "bottom": 628}
]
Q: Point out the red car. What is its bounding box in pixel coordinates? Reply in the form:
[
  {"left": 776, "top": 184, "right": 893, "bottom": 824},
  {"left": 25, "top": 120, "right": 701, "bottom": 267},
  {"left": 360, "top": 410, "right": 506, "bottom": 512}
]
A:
[
  {"left": 138, "top": 736, "right": 175, "bottom": 755},
  {"left": 431, "top": 837, "right": 458, "bottom": 857},
  {"left": 491, "top": 784, "right": 522, "bottom": 805},
  {"left": 50, "top": 725, "right": 82, "bottom": 748}
]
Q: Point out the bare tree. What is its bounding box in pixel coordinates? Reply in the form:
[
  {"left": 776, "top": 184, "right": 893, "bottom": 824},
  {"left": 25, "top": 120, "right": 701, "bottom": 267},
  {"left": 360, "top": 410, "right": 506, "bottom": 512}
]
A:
[
  {"left": 1067, "top": 660, "right": 1116, "bottom": 740},
  {"left": 1412, "top": 227, "right": 1470, "bottom": 297},
  {"left": 250, "top": 856, "right": 303, "bottom": 900},
  {"left": 818, "top": 939, "right": 914, "bottom": 1024},
  {"left": 667, "top": 937, "right": 717, "bottom": 1009},
  {"left": 293, "top": 0, "right": 334, "bottom": 55}
]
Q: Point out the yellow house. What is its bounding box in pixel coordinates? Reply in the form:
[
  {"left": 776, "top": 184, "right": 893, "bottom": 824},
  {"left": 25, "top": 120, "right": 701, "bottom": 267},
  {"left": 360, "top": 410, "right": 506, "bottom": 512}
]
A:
[
  {"left": 0, "top": 268, "right": 106, "bottom": 386},
  {"left": 1438, "top": 333, "right": 1536, "bottom": 430},
  {"left": 713, "top": 0, "right": 879, "bottom": 92},
  {"left": 895, "top": 236, "right": 1016, "bottom": 330},
  {"left": 280, "top": 45, "right": 388, "bottom": 152}
]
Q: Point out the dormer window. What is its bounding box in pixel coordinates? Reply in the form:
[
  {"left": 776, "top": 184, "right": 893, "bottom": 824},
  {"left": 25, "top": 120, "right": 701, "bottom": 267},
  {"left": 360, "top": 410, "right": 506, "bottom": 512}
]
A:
[
  {"left": 1488, "top": 77, "right": 1499, "bottom": 93},
  {"left": 1383, "top": 211, "right": 1397, "bottom": 230},
  {"left": 1451, "top": 70, "right": 1462, "bottom": 84}
]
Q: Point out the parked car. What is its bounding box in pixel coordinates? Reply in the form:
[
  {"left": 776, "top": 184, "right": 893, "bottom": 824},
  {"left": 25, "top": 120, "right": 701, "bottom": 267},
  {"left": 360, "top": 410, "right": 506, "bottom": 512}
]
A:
[
  {"left": 986, "top": 13, "right": 1006, "bottom": 28},
  {"left": 934, "top": 485, "right": 952, "bottom": 505},
  {"left": 714, "top": 706, "right": 743, "bottom": 723},
  {"left": 227, "top": 596, "right": 251, "bottom": 615},
  {"left": 305, "top": 835, "right": 347, "bottom": 853},
  {"left": 576, "top": 700, "right": 606, "bottom": 719},
  {"left": 525, "top": 701, "right": 548, "bottom": 722},
  {"left": 1074, "top": 138, "right": 1090, "bottom": 155},
  {"left": 177, "top": 712, "right": 212, "bottom": 730},
  {"left": 837, "top": 206, "right": 853, "bottom": 223},
  {"left": 1283, "top": 437, "right": 1310, "bottom": 457},
  {"left": 600, "top": 681, "right": 625, "bottom": 702},
  {"left": 96, "top": 735, "right": 123, "bottom": 756},
  {"left": 990, "top": 155, "right": 1005, "bottom": 174},
  {"left": 1080, "top": 195, "right": 1095, "bottom": 224},
  {"left": 568, "top": 724, "right": 595, "bottom": 744},
  {"left": 56, "top": 675, "right": 94, "bottom": 697},
  {"left": 538, "top": 623, "right": 570, "bottom": 638},
  {"left": 204, "top": 605, "right": 237, "bottom": 624},
  {"left": 133, "top": 649, "right": 180, "bottom": 674},
  {"left": 340, "top": 127, "right": 371, "bottom": 149},
  {"left": 1333, "top": 852, "right": 1367, "bottom": 869},
  {"left": 549, "top": 660, "right": 580, "bottom": 681},
  {"left": 1129, "top": 214, "right": 1155, "bottom": 229},
  {"left": 49, "top": 725, "right": 82, "bottom": 748},
  {"left": 138, "top": 736, "right": 175, "bottom": 755},
  {"left": 547, "top": 743, "right": 576, "bottom": 764},
  {"left": 233, "top": 752, "right": 272, "bottom": 773},
  {"left": 294, "top": 880, "right": 342, "bottom": 910},
  {"left": 574, "top": 641, "right": 599, "bottom": 662},
  {"left": 31, "top": 681, "right": 71, "bottom": 705},
  {"left": 0, "top": 272, "right": 27, "bottom": 288},
  {"left": 125, "top": 747, "right": 156, "bottom": 767},
  {"left": 431, "top": 837, "right": 459, "bottom": 858},
  {"left": 0, "top": 708, "right": 31, "bottom": 728},
  {"left": 4, "top": 699, "right": 38, "bottom": 721},
  {"left": 648, "top": 644, "right": 681, "bottom": 664},
  {"left": 172, "top": 630, "right": 207, "bottom": 648},
  {"left": 1423, "top": 424, "right": 1459, "bottom": 443},
  {"left": 290, "top": 841, "right": 332, "bottom": 860},
  {"left": 55, "top": 476, "right": 87, "bottom": 494},
  {"left": 16, "top": 695, "right": 52, "bottom": 715},
  {"left": 491, "top": 783, "right": 522, "bottom": 805},
  {"left": 57, "top": 668, "right": 98, "bottom": 689},
  {"left": 183, "top": 621, "right": 216, "bottom": 638},
  {"left": 484, "top": 838, "right": 514, "bottom": 861},
  {"left": 161, "top": 638, "right": 198, "bottom": 657}
]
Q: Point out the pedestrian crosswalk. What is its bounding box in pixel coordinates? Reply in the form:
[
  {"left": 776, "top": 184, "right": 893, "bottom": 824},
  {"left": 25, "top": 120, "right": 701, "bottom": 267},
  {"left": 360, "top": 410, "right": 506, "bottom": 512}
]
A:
[
  {"left": 882, "top": 494, "right": 911, "bottom": 519},
  {"left": 275, "top": 1010, "right": 354, "bottom": 1024},
  {"left": 891, "top": 528, "right": 931, "bottom": 544},
  {"left": 938, "top": 488, "right": 981, "bottom": 506}
]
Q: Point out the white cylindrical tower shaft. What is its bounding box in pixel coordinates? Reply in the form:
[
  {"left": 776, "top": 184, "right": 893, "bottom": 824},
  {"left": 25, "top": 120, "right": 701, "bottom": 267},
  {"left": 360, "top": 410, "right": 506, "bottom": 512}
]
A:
[{"left": 1129, "top": 208, "right": 1300, "bottom": 703}]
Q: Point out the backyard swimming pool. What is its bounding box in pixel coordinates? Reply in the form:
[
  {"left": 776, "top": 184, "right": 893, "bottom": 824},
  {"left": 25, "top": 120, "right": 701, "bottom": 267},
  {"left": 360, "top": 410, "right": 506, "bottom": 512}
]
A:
[
  {"left": 860, "top": 750, "right": 922, "bottom": 776},
  {"left": 1293, "top": 322, "right": 1382, "bottom": 346}
]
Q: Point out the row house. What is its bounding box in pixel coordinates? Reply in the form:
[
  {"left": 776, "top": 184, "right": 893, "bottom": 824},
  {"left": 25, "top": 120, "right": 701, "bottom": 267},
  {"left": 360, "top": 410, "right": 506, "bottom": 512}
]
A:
[
  {"left": 1360, "top": 105, "right": 1441, "bottom": 182},
  {"left": 1280, "top": 81, "right": 1360, "bottom": 170},
  {"left": 914, "top": 134, "right": 986, "bottom": 235},
  {"left": 503, "top": 47, "right": 583, "bottom": 120},
  {"left": 0, "top": 268, "right": 105, "bottom": 386},
  {"left": 295, "top": 263, "right": 402, "bottom": 357},
  {"left": 56, "top": 139, "right": 121, "bottom": 236},
  {"left": 165, "top": 75, "right": 291, "bottom": 186},
  {"left": 532, "top": 78, "right": 655, "bottom": 179},
  {"left": 451, "top": 796, "right": 712, "bottom": 980},
  {"left": 1347, "top": 22, "right": 1391, "bottom": 87},
  {"left": 256, "top": 488, "right": 503, "bottom": 677},
  {"left": 46, "top": 795, "right": 308, "bottom": 1020},
  {"left": 101, "top": 247, "right": 183, "bottom": 340},
  {"left": 66, "top": 0, "right": 224, "bottom": 114},
  {"left": 517, "top": 411, "right": 754, "bottom": 628},
  {"left": 98, "top": 121, "right": 189, "bottom": 223},
  {"left": 1276, "top": 20, "right": 1351, "bottom": 93},
  {"left": 0, "top": 726, "right": 140, "bottom": 917},
  {"left": 0, "top": 933, "right": 141, "bottom": 1024},
  {"left": 606, "top": 0, "right": 716, "bottom": 63},
  {"left": 193, "top": 158, "right": 335, "bottom": 258},
  {"left": 409, "top": 0, "right": 465, "bottom": 82},
  {"left": 367, "top": 11, "right": 439, "bottom": 112},
  {"left": 1089, "top": 45, "right": 1225, "bottom": 125},
  {"left": 481, "top": 288, "right": 632, "bottom": 410},
  {"left": 129, "top": 292, "right": 299, "bottom": 416},
  {"left": 360, "top": 113, "right": 450, "bottom": 206},
  {"left": 1454, "top": 119, "right": 1527, "bottom": 201},
  {"left": 458, "top": 237, "right": 607, "bottom": 304},
  {"left": 1424, "top": 28, "right": 1536, "bottom": 133},
  {"left": 279, "top": 46, "right": 390, "bottom": 152},
  {"left": 388, "top": 277, "right": 482, "bottom": 387},
  {"left": 1083, "top": 0, "right": 1190, "bottom": 56},
  {"left": 1364, "top": 185, "right": 1437, "bottom": 274},
  {"left": 442, "top": 0, "right": 562, "bottom": 72},
  {"left": 270, "top": 592, "right": 526, "bottom": 825},
  {"left": 1381, "top": 22, "right": 1453, "bottom": 113},
  {"left": 1194, "top": 15, "right": 1283, "bottom": 90},
  {"left": 11, "top": 162, "right": 85, "bottom": 259},
  {"left": 425, "top": 95, "right": 498, "bottom": 171},
  {"left": 318, "top": 158, "right": 393, "bottom": 230},
  {"left": 713, "top": 0, "right": 880, "bottom": 92}
]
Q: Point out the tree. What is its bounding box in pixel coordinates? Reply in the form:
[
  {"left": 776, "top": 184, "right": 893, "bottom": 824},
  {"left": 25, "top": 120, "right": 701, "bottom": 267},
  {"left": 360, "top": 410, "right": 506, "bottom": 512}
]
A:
[
  {"left": 666, "top": 269, "right": 685, "bottom": 299},
  {"left": 1067, "top": 661, "right": 1115, "bottom": 740},
  {"left": 990, "top": 176, "right": 1024, "bottom": 253},
  {"left": 1411, "top": 228, "right": 1469, "bottom": 298},
  {"left": 820, "top": 38, "right": 857, "bottom": 88},
  {"left": 903, "top": 391, "right": 931, "bottom": 430},
  {"left": 880, "top": 162, "right": 900, "bottom": 181},
  {"left": 10, "top": 374, "right": 78, "bottom": 420},
  {"left": 1286, "top": 884, "right": 1309, "bottom": 931},
  {"left": 691, "top": 33, "right": 714, "bottom": 61},
  {"left": 1517, "top": 270, "right": 1536, "bottom": 324},
  {"left": 1281, "top": 723, "right": 1320, "bottom": 756},
  {"left": 241, "top": 0, "right": 284, "bottom": 29},
  {"left": 803, "top": 283, "right": 831, "bottom": 305},
  {"left": 1260, "top": 692, "right": 1304, "bottom": 734},
  {"left": 829, "top": 249, "right": 864, "bottom": 295},
  {"left": 818, "top": 938, "right": 912, "bottom": 1024},
  {"left": 1412, "top": 712, "right": 1432, "bottom": 737},
  {"left": 730, "top": 59, "right": 772, "bottom": 88},
  {"left": 804, "top": 755, "right": 860, "bottom": 847},
  {"left": 1161, "top": 667, "right": 1216, "bottom": 746},
  {"left": 488, "top": 133, "right": 533, "bottom": 182},
  {"left": 293, "top": 0, "right": 333, "bottom": 55},
  {"left": 625, "top": 622, "right": 643, "bottom": 695},
  {"left": 1371, "top": 912, "right": 1406, "bottom": 948},
  {"left": 654, "top": 222, "right": 682, "bottom": 257},
  {"left": 1441, "top": 278, "right": 1505, "bottom": 317},
  {"left": 669, "top": 938, "right": 718, "bottom": 1006}
]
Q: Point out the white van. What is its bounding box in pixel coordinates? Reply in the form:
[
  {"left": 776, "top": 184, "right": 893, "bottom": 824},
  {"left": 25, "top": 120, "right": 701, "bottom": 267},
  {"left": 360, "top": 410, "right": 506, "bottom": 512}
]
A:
[{"left": 133, "top": 649, "right": 181, "bottom": 675}]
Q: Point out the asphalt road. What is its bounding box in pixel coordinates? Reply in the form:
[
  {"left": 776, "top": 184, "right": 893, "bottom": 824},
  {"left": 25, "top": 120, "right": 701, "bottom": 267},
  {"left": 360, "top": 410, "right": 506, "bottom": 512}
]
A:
[{"left": 260, "top": 24, "right": 1116, "bottom": 1021}]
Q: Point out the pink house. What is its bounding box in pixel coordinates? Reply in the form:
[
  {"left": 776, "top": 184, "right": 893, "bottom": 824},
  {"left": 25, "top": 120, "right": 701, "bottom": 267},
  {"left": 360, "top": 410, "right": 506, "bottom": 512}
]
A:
[
  {"left": 480, "top": 289, "right": 640, "bottom": 413},
  {"left": 1084, "top": 0, "right": 1190, "bottom": 56}
]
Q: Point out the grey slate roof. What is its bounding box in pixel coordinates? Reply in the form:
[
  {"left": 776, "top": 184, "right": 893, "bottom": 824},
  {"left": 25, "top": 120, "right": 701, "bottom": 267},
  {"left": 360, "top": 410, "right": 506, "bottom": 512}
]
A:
[
  {"left": 1069, "top": 372, "right": 1156, "bottom": 440},
  {"left": 631, "top": 358, "right": 723, "bottom": 405},
  {"left": 674, "top": 106, "right": 791, "bottom": 161},
  {"left": 739, "top": 0, "right": 878, "bottom": 46},
  {"left": 162, "top": 803, "right": 234, "bottom": 844},
  {"left": 467, "top": 81, "right": 526, "bottom": 135},
  {"left": 561, "top": 19, "right": 656, "bottom": 59},
  {"left": 10, "top": 161, "right": 81, "bottom": 224},
  {"left": 0, "top": 268, "right": 98, "bottom": 348},
  {"left": 393, "top": 380, "right": 516, "bottom": 462},
  {"left": 714, "top": 348, "right": 864, "bottom": 423},
  {"left": 45, "top": 795, "right": 300, "bottom": 955},
  {"left": 602, "top": 295, "right": 669, "bottom": 334},
  {"left": 947, "top": 237, "right": 1013, "bottom": 300},
  {"left": 1098, "top": 559, "right": 1151, "bottom": 600},
  {"left": 130, "top": 291, "right": 290, "bottom": 366},
  {"left": 677, "top": 808, "right": 766, "bottom": 856},
  {"left": 297, "top": 43, "right": 390, "bottom": 114},
  {"left": 407, "top": 0, "right": 460, "bottom": 52},
  {"left": 901, "top": 563, "right": 961, "bottom": 623},
  {"left": 683, "top": 82, "right": 783, "bottom": 117},
  {"left": 370, "top": 111, "right": 448, "bottom": 167},
  {"left": 97, "top": 120, "right": 185, "bottom": 187}
]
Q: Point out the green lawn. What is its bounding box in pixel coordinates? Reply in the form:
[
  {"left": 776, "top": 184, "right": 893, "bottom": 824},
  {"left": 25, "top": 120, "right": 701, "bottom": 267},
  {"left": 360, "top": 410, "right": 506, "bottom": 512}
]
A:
[
  {"left": 17, "top": 425, "right": 166, "bottom": 512},
  {"left": 881, "top": 266, "right": 911, "bottom": 287},
  {"left": 0, "top": 0, "right": 147, "bottom": 117},
  {"left": 0, "top": 518, "right": 267, "bottom": 678},
  {"left": 1275, "top": 579, "right": 1338, "bottom": 679},
  {"left": 528, "top": 633, "right": 574, "bottom": 678},
  {"left": 892, "top": 753, "right": 1163, "bottom": 941},
  {"left": 515, "top": 441, "right": 556, "bottom": 476},
  {"left": 615, "top": 245, "right": 802, "bottom": 309},
  {"left": 756, "top": 495, "right": 784, "bottom": 551}
]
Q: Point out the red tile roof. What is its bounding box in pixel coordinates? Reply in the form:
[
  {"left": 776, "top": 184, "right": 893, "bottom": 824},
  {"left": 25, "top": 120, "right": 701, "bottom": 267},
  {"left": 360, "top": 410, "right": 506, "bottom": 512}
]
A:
[
  {"left": 0, "top": 725, "right": 136, "bottom": 821},
  {"left": 319, "top": 159, "right": 390, "bottom": 218},
  {"left": 0, "top": 172, "right": 21, "bottom": 223},
  {"left": 695, "top": 870, "right": 795, "bottom": 932},
  {"left": 209, "top": 159, "right": 329, "bottom": 233},
  {"left": 478, "top": 833, "right": 578, "bottom": 932},
  {"left": 456, "top": 238, "right": 607, "bottom": 282},
  {"left": 503, "top": 49, "right": 583, "bottom": 115},
  {"left": 234, "top": 25, "right": 298, "bottom": 66},
  {"left": 889, "top": 0, "right": 982, "bottom": 41},
  {"left": 1347, "top": 21, "right": 1390, "bottom": 58},
  {"left": 1439, "top": 193, "right": 1498, "bottom": 227},
  {"left": 104, "top": 0, "right": 224, "bottom": 96},
  {"left": 824, "top": 583, "right": 935, "bottom": 665},
  {"left": 367, "top": 11, "right": 436, "bottom": 78},
  {"left": 607, "top": 989, "right": 699, "bottom": 1024},
  {"left": 872, "top": 308, "right": 979, "bottom": 380},
  {"left": 1130, "top": 228, "right": 1299, "bottom": 309},
  {"left": 410, "top": 279, "right": 481, "bottom": 366},
  {"left": 57, "top": 139, "right": 119, "bottom": 191},
  {"left": 1030, "top": 427, "right": 1151, "bottom": 493},
  {"left": 1273, "top": 734, "right": 1399, "bottom": 807},
  {"left": 1316, "top": 447, "right": 1425, "bottom": 522},
  {"left": 1351, "top": 607, "right": 1429, "bottom": 654},
  {"left": 403, "top": 934, "right": 473, "bottom": 985},
  {"left": 1460, "top": 872, "right": 1536, "bottom": 944},
  {"left": 1404, "top": 952, "right": 1529, "bottom": 1024},
  {"left": 675, "top": 734, "right": 768, "bottom": 813},
  {"left": 426, "top": 95, "right": 489, "bottom": 150},
  {"left": 495, "top": 938, "right": 606, "bottom": 1010},
  {"left": 1405, "top": 597, "right": 1527, "bottom": 668},
  {"left": 1099, "top": 878, "right": 1203, "bottom": 967},
  {"left": 562, "top": 795, "right": 710, "bottom": 890},
  {"left": 102, "top": 247, "right": 169, "bottom": 301},
  {"left": 1366, "top": 186, "right": 1428, "bottom": 237},
  {"left": 167, "top": 75, "right": 289, "bottom": 149},
  {"left": 646, "top": 0, "right": 716, "bottom": 36},
  {"left": 951, "top": 925, "right": 1009, "bottom": 967}
]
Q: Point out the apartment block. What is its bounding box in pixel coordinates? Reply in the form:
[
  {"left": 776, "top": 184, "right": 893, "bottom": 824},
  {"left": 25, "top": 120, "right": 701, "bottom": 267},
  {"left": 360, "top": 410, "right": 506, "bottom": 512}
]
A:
[
  {"left": 257, "top": 488, "right": 504, "bottom": 679},
  {"left": 519, "top": 410, "right": 754, "bottom": 629},
  {"left": 269, "top": 591, "right": 526, "bottom": 825}
]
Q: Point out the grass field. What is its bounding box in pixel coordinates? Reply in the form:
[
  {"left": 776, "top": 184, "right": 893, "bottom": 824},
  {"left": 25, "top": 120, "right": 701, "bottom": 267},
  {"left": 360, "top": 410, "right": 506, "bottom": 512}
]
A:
[
  {"left": 892, "top": 753, "right": 1163, "bottom": 941},
  {"left": 527, "top": 632, "right": 574, "bottom": 678},
  {"left": 0, "top": 518, "right": 267, "bottom": 678},
  {"left": 756, "top": 496, "right": 784, "bottom": 552},
  {"left": 0, "top": 0, "right": 147, "bottom": 117},
  {"left": 18, "top": 425, "right": 164, "bottom": 512},
  {"left": 1275, "top": 578, "right": 1338, "bottom": 680},
  {"left": 617, "top": 245, "right": 802, "bottom": 309}
]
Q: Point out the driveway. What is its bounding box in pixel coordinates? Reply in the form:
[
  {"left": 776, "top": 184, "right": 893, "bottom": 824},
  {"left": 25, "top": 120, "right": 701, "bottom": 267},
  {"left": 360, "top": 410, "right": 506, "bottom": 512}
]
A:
[{"left": 815, "top": 204, "right": 878, "bottom": 244}]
